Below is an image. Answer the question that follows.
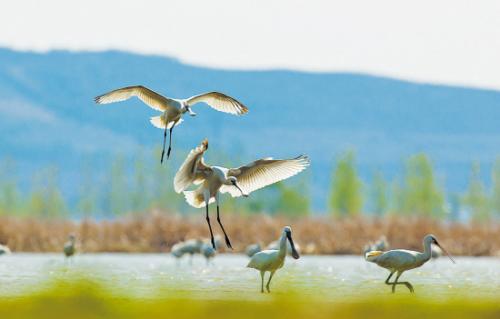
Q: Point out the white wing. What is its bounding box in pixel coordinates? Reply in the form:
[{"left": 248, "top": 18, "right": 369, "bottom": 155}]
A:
[
  {"left": 94, "top": 85, "right": 173, "bottom": 112},
  {"left": 186, "top": 92, "right": 248, "bottom": 115},
  {"left": 220, "top": 155, "right": 310, "bottom": 197},
  {"left": 173, "top": 139, "right": 211, "bottom": 193}
]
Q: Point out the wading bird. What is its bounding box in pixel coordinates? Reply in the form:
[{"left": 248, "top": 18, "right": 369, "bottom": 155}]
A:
[
  {"left": 365, "top": 234, "right": 455, "bottom": 293},
  {"left": 267, "top": 239, "right": 301, "bottom": 256},
  {"left": 363, "top": 235, "right": 389, "bottom": 255},
  {"left": 94, "top": 86, "right": 248, "bottom": 163},
  {"left": 245, "top": 243, "right": 261, "bottom": 258},
  {"left": 247, "top": 226, "right": 300, "bottom": 293},
  {"left": 171, "top": 239, "right": 203, "bottom": 265},
  {"left": 0, "top": 244, "right": 11, "bottom": 255},
  {"left": 201, "top": 243, "right": 216, "bottom": 265},
  {"left": 174, "top": 139, "right": 310, "bottom": 250},
  {"left": 63, "top": 234, "right": 76, "bottom": 259}
]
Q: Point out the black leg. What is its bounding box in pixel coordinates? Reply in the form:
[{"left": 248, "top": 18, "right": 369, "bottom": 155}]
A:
[
  {"left": 205, "top": 204, "right": 216, "bottom": 249},
  {"left": 216, "top": 203, "right": 233, "bottom": 249},
  {"left": 393, "top": 272, "right": 414, "bottom": 293},
  {"left": 166, "top": 126, "right": 174, "bottom": 159},
  {"left": 160, "top": 126, "right": 167, "bottom": 164},
  {"left": 385, "top": 271, "right": 394, "bottom": 292}
]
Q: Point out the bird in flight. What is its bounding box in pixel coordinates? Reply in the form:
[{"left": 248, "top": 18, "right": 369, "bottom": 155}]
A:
[
  {"left": 174, "top": 139, "right": 310, "bottom": 249},
  {"left": 94, "top": 86, "right": 248, "bottom": 163}
]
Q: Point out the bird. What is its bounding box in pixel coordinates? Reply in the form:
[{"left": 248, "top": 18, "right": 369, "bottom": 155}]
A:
[
  {"left": 267, "top": 239, "right": 301, "bottom": 256},
  {"left": 245, "top": 243, "right": 262, "bottom": 258},
  {"left": 201, "top": 243, "right": 216, "bottom": 265},
  {"left": 363, "top": 235, "right": 389, "bottom": 255},
  {"left": 63, "top": 234, "right": 76, "bottom": 259},
  {"left": 365, "top": 234, "right": 455, "bottom": 293},
  {"left": 171, "top": 239, "right": 203, "bottom": 265},
  {"left": 94, "top": 86, "right": 248, "bottom": 163},
  {"left": 174, "top": 139, "right": 310, "bottom": 250},
  {"left": 431, "top": 245, "right": 443, "bottom": 259},
  {"left": 247, "top": 226, "right": 300, "bottom": 293},
  {"left": 0, "top": 244, "right": 11, "bottom": 255}
]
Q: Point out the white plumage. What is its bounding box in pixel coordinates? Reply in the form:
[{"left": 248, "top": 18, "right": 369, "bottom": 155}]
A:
[
  {"left": 365, "top": 234, "right": 455, "bottom": 293},
  {"left": 247, "top": 226, "right": 300, "bottom": 293},
  {"left": 94, "top": 86, "right": 248, "bottom": 163},
  {"left": 174, "top": 139, "right": 310, "bottom": 250}
]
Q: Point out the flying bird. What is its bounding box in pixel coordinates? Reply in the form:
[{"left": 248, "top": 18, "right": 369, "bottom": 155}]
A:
[
  {"left": 174, "top": 139, "right": 310, "bottom": 250},
  {"left": 94, "top": 86, "right": 248, "bottom": 163},
  {"left": 247, "top": 226, "right": 300, "bottom": 293},
  {"left": 365, "top": 234, "right": 455, "bottom": 293}
]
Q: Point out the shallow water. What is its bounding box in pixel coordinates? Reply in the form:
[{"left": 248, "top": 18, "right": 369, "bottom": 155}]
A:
[{"left": 0, "top": 254, "right": 498, "bottom": 299}]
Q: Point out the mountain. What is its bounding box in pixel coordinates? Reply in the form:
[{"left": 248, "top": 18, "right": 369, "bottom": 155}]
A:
[{"left": 1, "top": 48, "right": 500, "bottom": 211}]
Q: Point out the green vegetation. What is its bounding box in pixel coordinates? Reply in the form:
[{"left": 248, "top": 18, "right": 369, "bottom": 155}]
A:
[
  {"left": 2, "top": 149, "right": 500, "bottom": 220},
  {"left": 0, "top": 278, "right": 498, "bottom": 319}
]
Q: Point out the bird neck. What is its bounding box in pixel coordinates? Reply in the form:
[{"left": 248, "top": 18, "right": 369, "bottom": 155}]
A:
[
  {"left": 421, "top": 240, "right": 433, "bottom": 262},
  {"left": 279, "top": 232, "right": 288, "bottom": 258}
]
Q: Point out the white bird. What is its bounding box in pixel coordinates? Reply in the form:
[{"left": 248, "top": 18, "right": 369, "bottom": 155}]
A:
[
  {"left": 171, "top": 239, "right": 203, "bottom": 264},
  {"left": 201, "top": 243, "right": 216, "bottom": 265},
  {"left": 245, "top": 243, "right": 261, "bottom": 258},
  {"left": 267, "top": 239, "right": 301, "bottom": 256},
  {"left": 363, "top": 235, "right": 389, "bottom": 255},
  {"left": 174, "top": 139, "right": 310, "bottom": 249},
  {"left": 247, "top": 226, "right": 300, "bottom": 293},
  {"left": 94, "top": 86, "right": 248, "bottom": 163},
  {"left": 63, "top": 234, "right": 76, "bottom": 259},
  {"left": 365, "top": 234, "right": 455, "bottom": 293},
  {"left": 0, "top": 244, "right": 11, "bottom": 255}
]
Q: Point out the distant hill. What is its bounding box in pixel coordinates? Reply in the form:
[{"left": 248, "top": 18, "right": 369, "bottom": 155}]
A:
[{"left": 1, "top": 48, "right": 500, "bottom": 210}]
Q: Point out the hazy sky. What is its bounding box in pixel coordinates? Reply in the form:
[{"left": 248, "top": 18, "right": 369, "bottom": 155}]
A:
[{"left": 1, "top": 0, "right": 499, "bottom": 89}]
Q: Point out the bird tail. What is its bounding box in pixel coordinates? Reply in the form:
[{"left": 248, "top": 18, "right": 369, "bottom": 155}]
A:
[
  {"left": 365, "top": 250, "right": 383, "bottom": 262},
  {"left": 183, "top": 187, "right": 214, "bottom": 208},
  {"left": 149, "top": 116, "right": 183, "bottom": 129}
]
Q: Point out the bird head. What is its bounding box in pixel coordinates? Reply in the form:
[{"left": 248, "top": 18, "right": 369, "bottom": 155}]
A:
[
  {"left": 184, "top": 105, "right": 196, "bottom": 116},
  {"left": 284, "top": 226, "right": 300, "bottom": 259},
  {"left": 228, "top": 177, "right": 248, "bottom": 197},
  {"left": 426, "top": 234, "right": 455, "bottom": 264}
]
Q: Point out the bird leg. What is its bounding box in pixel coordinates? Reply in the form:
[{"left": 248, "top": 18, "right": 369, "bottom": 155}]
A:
[
  {"left": 160, "top": 126, "right": 168, "bottom": 164},
  {"left": 216, "top": 203, "right": 233, "bottom": 249},
  {"left": 266, "top": 271, "right": 276, "bottom": 293},
  {"left": 393, "top": 272, "right": 414, "bottom": 293},
  {"left": 205, "top": 204, "right": 216, "bottom": 249},
  {"left": 385, "top": 271, "right": 395, "bottom": 292},
  {"left": 260, "top": 271, "right": 265, "bottom": 293},
  {"left": 167, "top": 126, "right": 174, "bottom": 159}
]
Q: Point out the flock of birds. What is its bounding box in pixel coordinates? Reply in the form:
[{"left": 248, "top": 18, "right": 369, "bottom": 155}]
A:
[{"left": 0, "top": 85, "right": 455, "bottom": 294}]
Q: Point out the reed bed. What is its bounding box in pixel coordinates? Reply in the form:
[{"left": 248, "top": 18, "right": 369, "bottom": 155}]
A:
[{"left": 0, "top": 212, "right": 499, "bottom": 255}]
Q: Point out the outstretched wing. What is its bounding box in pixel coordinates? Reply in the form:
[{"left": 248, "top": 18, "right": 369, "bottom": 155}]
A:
[
  {"left": 186, "top": 92, "right": 248, "bottom": 115},
  {"left": 94, "top": 85, "right": 173, "bottom": 112},
  {"left": 220, "top": 155, "right": 310, "bottom": 197},
  {"left": 174, "top": 139, "right": 211, "bottom": 193}
]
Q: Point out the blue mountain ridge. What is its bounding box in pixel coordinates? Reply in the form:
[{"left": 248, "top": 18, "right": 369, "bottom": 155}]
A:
[{"left": 1, "top": 48, "right": 500, "bottom": 211}]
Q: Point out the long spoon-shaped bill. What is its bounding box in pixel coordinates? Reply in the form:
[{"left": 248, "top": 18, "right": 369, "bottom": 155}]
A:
[
  {"left": 233, "top": 182, "right": 249, "bottom": 197},
  {"left": 436, "top": 242, "right": 456, "bottom": 264},
  {"left": 286, "top": 232, "right": 300, "bottom": 259}
]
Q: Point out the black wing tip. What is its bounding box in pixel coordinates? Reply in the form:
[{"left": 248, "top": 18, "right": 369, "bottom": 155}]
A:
[
  {"left": 295, "top": 154, "right": 311, "bottom": 165},
  {"left": 94, "top": 95, "right": 103, "bottom": 104}
]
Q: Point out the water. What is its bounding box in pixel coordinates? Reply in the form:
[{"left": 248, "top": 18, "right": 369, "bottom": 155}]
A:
[{"left": 0, "top": 254, "right": 498, "bottom": 299}]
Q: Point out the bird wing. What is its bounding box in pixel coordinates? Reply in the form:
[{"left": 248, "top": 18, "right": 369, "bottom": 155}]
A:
[
  {"left": 174, "top": 139, "right": 211, "bottom": 193},
  {"left": 185, "top": 92, "right": 248, "bottom": 115},
  {"left": 94, "top": 85, "right": 173, "bottom": 112},
  {"left": 220, "top": 155, "right": 310, "bottom": 197}
]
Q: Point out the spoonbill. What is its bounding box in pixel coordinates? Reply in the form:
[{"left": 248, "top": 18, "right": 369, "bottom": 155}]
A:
[
  {"left": 363, "top": 235, "right": 389, "bottom": 255},
  {"left": 365, "top": 234, "right": 455, "bottom": 293},
  {"left": 267, "top": 239, "right": 301, "bottom": 256},
  {"left": 247, "top": 226, "right": 300, "bottom": 293},
  {"left": 0, "top": 244, "right": 11, "bottom": 255},
  {"left": 245, "top": 243, "right": 261, "bottom": 258},
  {"left": 94, "top": 86, "right": 248, "bottom": 163},
  {"left": 171, "top": 239, "right": 203, "bottom": 265},
  {"left": 63, "top": 234, "right": 76, "bottom": 259},
  {"left": 201, "top": 243, "right": 216, "bottom": 265},
  {"left": 174, "top": 139, "right": 310, "bottom": 249}
]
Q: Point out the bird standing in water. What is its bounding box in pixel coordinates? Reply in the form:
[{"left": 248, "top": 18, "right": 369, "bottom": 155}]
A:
[
  {"left": 365, "top": 234, "right": 455, "bottom": 293},
  {"left": 63, "top": 234, "right": 76, "bottom": 260}
]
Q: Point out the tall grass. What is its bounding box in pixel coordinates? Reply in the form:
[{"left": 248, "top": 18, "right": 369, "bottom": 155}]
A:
[{"left": 0, "top": 213, "right": 499, "bottom": 255}]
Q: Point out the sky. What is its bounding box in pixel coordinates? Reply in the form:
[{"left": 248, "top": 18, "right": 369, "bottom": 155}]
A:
[{"left": 0, "top": 0, "right": 499, "bottom": 90}]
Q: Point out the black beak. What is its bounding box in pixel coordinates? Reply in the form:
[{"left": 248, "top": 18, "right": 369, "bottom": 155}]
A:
[
  {"left": 233, "top": 182, "right": 248, "bottom": 197},
  {"left": 435, "top": 240, "right": 456, "bottom": 264},
  {"left": 286, "top": 232, "right": 300, "bottom": 259}
]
